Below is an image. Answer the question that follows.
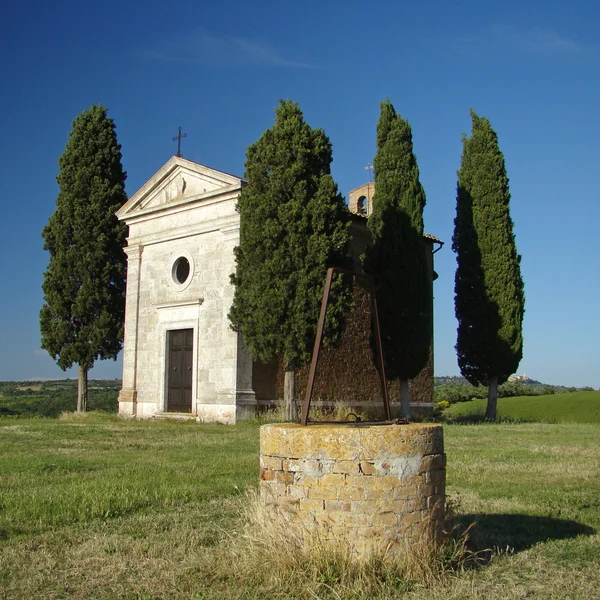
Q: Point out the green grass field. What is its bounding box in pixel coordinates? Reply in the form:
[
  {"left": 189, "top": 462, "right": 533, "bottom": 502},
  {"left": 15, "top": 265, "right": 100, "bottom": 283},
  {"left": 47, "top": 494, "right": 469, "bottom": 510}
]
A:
[
  {"left": 443, "top": 390, "right": 600, "bottom": 424},
  {"left": 0, "top": 413, "right": 599, "bottom": 599}
]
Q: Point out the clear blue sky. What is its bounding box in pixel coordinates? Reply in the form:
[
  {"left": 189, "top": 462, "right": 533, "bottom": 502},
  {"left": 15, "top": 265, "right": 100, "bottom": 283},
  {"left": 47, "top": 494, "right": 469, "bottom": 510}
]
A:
[{"left": 1, "top": 0, "right": 598, "bottom": 388}]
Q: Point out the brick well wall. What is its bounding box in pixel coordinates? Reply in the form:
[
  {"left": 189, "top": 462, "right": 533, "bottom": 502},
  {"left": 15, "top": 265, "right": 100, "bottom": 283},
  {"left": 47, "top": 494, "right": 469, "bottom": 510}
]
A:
[{"left": 259, "top": 422, "right": 446, "bottom": 558}]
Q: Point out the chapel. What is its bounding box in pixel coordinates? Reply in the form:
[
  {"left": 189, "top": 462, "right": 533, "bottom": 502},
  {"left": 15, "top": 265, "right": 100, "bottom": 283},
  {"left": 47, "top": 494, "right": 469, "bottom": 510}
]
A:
[{"left": 117, "top": 156, "right": 441, "bottom": 422}]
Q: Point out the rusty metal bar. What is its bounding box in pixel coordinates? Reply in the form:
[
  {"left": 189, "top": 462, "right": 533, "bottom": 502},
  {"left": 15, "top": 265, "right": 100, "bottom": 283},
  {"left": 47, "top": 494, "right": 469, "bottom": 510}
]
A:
[
  {"left": 300, "top": 268, "right": 335, "bottom": 425},
  {"left": 370, "top": 280, "right": 391, "bottom": 421},
  {"left": 300, "top": 268, "right": 391, "bottom": 425}
]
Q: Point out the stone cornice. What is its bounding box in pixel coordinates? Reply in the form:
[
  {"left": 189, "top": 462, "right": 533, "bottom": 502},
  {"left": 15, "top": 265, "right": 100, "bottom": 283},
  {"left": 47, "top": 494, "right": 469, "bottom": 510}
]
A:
[
  {"left": 120, "top": 187, "right": 240, "bottom": 225},
  {"left": 124, "top": 244, "right": 144, "bottom": 258},
  {"left": 154, "top": 298, "right": 204, "bottom": 310},
  {"left": 125, "top": 214, "right": 239, "bottom": 248}
]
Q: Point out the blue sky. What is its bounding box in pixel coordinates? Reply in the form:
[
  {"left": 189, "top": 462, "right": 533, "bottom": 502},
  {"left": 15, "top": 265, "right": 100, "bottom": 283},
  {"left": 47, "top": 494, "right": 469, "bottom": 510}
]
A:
[{"left": 1, "top": 0, "right": 598, "bottom": 387}]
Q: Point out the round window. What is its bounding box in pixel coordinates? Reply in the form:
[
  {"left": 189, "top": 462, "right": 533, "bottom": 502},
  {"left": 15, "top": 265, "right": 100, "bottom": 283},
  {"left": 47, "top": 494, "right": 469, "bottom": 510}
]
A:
[{"left": 172, "top": 257, "right": 191, "bottom": 285}]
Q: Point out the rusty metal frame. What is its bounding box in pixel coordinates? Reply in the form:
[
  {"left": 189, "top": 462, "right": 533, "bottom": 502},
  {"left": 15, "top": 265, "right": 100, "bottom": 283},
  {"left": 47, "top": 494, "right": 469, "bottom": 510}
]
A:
[{"left": 299, "top": 267, "right": 391, "bottom": 425}]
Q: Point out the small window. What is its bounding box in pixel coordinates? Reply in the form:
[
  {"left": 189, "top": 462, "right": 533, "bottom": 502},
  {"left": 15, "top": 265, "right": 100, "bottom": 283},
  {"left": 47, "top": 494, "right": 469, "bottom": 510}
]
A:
[{"left": 173, "top": 257, "right": 190, "bottom": 285}]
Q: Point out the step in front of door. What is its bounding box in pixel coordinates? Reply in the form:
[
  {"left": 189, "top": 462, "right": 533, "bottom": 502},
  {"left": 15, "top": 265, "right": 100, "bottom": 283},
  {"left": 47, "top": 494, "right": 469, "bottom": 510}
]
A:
[{"left": 153, "top": 412, "right": 197, "bottom": 422}]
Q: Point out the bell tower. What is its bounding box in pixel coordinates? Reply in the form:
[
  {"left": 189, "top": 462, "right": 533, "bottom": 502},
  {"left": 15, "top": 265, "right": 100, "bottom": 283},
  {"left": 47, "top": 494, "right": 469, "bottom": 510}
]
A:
[{"left": 348, "top": 182, "right": 375, "bottom": 217}]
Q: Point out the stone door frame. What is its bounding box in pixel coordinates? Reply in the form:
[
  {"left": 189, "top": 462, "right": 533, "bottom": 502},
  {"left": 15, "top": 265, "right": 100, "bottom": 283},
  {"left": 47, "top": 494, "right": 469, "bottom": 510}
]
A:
[
  {"left": 166, "top": 328, "right": 194, "bottom": 412},
  {"left": 156, "top": 309, "right": 200, "bottom": 415}
]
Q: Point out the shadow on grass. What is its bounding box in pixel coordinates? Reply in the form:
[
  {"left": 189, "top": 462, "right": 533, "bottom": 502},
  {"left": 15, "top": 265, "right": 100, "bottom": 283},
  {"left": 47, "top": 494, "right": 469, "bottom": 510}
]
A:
[{"left": 457, "top": 513, "right": 596, "bottom": 555}]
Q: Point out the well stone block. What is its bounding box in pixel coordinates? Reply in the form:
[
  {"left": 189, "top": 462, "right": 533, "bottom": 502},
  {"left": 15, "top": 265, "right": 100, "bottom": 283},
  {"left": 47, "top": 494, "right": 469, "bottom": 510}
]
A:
[{"left": 259, "top": 422, "right": 445, "bottom": 559}]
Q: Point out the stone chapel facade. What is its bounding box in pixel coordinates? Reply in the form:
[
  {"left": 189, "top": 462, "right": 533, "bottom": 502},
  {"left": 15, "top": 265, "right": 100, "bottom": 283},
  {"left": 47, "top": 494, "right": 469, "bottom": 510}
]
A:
[
  {"left": 116, "top": 157, "right": 255, "bottom": 422},
  {"left": 117, "top": 156, "right": 441, "bottom": 423}
]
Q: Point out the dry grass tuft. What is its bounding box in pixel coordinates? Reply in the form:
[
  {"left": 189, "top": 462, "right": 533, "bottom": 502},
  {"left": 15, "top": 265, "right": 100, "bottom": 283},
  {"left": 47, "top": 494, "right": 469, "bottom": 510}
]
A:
[
  {"left": 208, "top": 489, "right": 474, "bottom": 598},
  {"left": 256, "top": 400, "right": 288, "bottom": 423},
  {"left": 305, "top": 401, "right": 371, "bottom": 423},
  {"left": 257, "top": 400, "right": 370, "bottom": 424}
]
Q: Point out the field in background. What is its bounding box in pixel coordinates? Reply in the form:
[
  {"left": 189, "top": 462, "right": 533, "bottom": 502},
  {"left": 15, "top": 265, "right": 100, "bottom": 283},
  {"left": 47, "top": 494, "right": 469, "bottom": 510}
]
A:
[
  {"left": 2, "top": 378, "right": 597, "bottom": 421},
  {"left": 0, "top": 380, "right": 119, "bottom": 417},
  {"left": 443, "top": 390, "right": 600, "bottom": 424},
  {"left": 0, "top": 414, "right": 598, "bottom": 599}
]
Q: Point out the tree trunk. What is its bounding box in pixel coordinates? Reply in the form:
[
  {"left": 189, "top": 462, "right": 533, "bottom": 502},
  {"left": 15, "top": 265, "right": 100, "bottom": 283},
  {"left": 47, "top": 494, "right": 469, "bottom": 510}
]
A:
[
  {"left": 77, "top": 365, "right": 88, "bottom": 413},
  {"left": 485, "top": 375, "right": 499, "bottom": 421},
  {"left": 400, "top": 379, "right": 412, "bottom": 421},
  {"left": 284, "top": 366, "right": 297, "bottom": 422}
]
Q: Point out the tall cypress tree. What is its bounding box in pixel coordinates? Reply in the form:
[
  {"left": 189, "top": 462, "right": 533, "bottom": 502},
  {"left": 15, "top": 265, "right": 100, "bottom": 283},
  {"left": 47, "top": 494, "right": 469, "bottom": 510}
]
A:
[
  {"left": 229, "top": 100, "right": 350, "bottom": 420},
  {"left": 363, "top": 100, "right": 431, "bottom": 419},
  {"left": 453, "top": 110, "right": 525, "bottom": 420},
  {"left": 40, "top": 105, "right": 128, "bottom": 412}
]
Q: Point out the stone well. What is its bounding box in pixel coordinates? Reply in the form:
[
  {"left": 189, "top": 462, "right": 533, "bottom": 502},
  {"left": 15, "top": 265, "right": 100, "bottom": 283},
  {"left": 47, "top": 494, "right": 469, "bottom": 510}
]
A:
[{"left": 259, "top": 422, "right": 445, "bottom": 558}]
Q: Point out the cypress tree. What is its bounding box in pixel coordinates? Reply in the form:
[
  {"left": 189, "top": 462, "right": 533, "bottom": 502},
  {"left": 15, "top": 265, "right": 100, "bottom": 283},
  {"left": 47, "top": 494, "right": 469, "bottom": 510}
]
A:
[
  {"left": 40, "top": 104, "right": 128, "bottom": 412},
  {"left": 453, "top": 110, "right": 525, "bottom": 420},
  {"left": 363, "top": 100, "right": 431, "bottom": 419},
  {"left": 228, "top": 100, "right": 351, "bottom": 420}
]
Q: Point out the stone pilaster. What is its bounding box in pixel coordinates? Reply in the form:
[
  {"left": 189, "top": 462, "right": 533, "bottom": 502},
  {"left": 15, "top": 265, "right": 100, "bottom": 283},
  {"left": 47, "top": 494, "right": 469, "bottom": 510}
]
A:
[{"left": 119, "top": 244, "right": 143, "bottom": 416}]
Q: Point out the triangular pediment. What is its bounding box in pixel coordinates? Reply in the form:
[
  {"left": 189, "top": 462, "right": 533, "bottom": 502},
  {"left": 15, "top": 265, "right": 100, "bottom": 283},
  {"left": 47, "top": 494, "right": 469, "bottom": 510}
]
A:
[{"left": 117, "top": 156, "right": 244, "bottom": 220}]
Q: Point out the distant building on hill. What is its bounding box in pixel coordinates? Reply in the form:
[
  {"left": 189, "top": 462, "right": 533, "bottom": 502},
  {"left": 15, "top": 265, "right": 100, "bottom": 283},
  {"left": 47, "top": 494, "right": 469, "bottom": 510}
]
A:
[{"left": 508, "top": 373, "right": 539, "bottom": 384}]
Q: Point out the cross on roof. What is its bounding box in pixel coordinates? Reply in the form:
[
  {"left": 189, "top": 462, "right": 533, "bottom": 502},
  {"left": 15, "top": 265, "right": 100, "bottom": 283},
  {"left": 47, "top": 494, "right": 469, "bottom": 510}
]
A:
[{"left": 173, "top": 126, "right": 187, "bottom": 158}]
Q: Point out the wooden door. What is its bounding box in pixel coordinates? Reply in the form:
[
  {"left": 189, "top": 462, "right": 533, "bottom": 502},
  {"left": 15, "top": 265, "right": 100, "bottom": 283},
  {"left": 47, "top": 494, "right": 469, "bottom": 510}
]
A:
[{"left": 167, "top": 329, "right": 193, "bottom": 413}]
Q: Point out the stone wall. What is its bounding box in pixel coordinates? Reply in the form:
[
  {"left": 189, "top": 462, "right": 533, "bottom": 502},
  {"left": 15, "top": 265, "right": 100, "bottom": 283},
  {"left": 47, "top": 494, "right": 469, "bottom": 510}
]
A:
[
  {"left": 259, "top": 423, "right": 445, "bottom": 558},
  {"left": 264, "top": 282, "right": 433, "bottom": 413}
]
